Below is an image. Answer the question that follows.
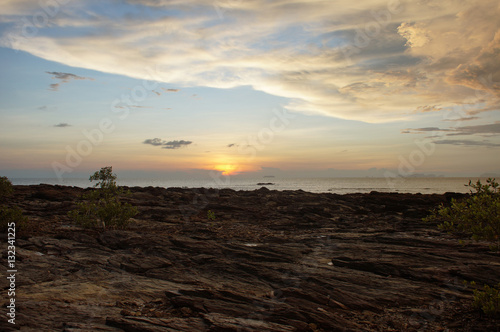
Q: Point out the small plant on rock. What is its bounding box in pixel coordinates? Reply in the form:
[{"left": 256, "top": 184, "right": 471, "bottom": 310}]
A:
[
  {"left": 0, "top": 176, "right": 28, "bottom": 232},
  {"left": 207, "top": 210, "right": 216, "bottom": 221},
  {"left": 427, "top": 179, "right": 500, "bottom": 318},
  {"left": 69, "top": 166, "right": 137, "bottom": 229},
  {"left": 0, "top": 176, "right": 14, "bottom": 198},
  {"left": 423, "top": 178, "right": 500, "bottom": 250},
  {"left": 465, "top": 281, "right": 500, "bottom": 317}
]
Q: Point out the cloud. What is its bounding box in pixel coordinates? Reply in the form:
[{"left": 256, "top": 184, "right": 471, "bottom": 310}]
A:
[
  {"left": 46, "top": 71, "right": 94, "bottom": 91},
  {"left": 46, "top": 71, "right": 90, "bottom": 82},
  {"left": 446, "top": 13, "right": 500, "bottom": 98},
  {"left": 54, "top": 123, "right": 71, "bottom": 128},
  {"left": 143, "top": 138, "right": 192, "bottom": 149},
  {"left": 397, "top": 23, "right": 430, "bottom": 48},
  {"left": 434, "top": 139, "right": 500, "bottom": 147},
  {"left": 163, "top": 140, "right": 192, "bottom": 149},
  {"left": 0, "top": 0, "right": 48, "bottom": 15},
  {"left": 49, "top": 83, "right": 60, "bottom": 91},
  {"left": 443, "top": 116, "right": 480, "bottom": 122},
  {"left": 115, "top": 104, "right": 165, "bottom": 111},
  {"left": 413, "top": 105, "right": 442, "bottom": 113},
  {"left": 403, "top": 123, "right": 500, "bottom": 137},
  {"left": 143, "top": 138, "right": 164, "bottom": 146},
  {"left": 402, "top": 127, "right": 448, "bottom": 134},
  {"left": 130, "top": 105, "right": 153, "bottom": 109},
  {"left": 1, "top": 1, "right": 498, "bottom": 122},
  {"left": 395, "top": 0, "right": 500, "bottom": 112},
  {"left": 452, "top": 123, "right": 500, "bottom": 136},
  {"left": 37, "top": 105, "right": 57, "bottom": 111}
]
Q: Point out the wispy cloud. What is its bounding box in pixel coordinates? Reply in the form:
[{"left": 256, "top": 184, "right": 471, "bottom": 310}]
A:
[
  {"left": 46, "top": 71, "right": 91, "bottom": 82},
  {"left": 163, "top": 140, "right": 192, "bottom": 149},
  {"left": 403, "top": 123, "right": 500, "bottom": 136},
  {"left": 443, "top": 116, "right": 480, "bottom": 122},
  {"left": 402, "top": 127, "right": 447, "bottom": 133},
  {"left": 143, "top": 138, "right": 164, "bottom": 146},
  {"left": 161, "top": 88, "right": 180, "bottom": 92},
  {"left": 130, "top": 105, "right": 153, "bottom": 109},
  {"left": 449, "top": 123, "right": 500, "bottom": 136},
  {"left": 434, "top": 139, "right": 500, "bottom": 148},
  {"left": 1, "top": 1, "right": 498, "bottom": 122},
  {"left": 46, "top": 71, "right": 94, "bottom": 91},
  {"left": 413, "top": 105, "right": 442, "bottom": 113},
  {"left": 37, "top": 105, "right": 57, "bottom": 112},
  {"left": 49, "top": 83, "right": 60, "bottom": 92},
  {"left": 54, "top": 123, "right": 71, "bottom": 128},
  {"left": 143, "top": 138, "right": 192, "bottom": 149}
]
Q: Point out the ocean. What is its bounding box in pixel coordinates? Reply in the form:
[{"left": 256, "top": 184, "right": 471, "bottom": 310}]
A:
[{"left": 9, "top": 177, "right": 484, "bottom": 194}]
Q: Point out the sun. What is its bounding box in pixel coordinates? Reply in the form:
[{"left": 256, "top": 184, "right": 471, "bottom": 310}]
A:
[{"left": 214, "top": 164, "right": 237, "bottom": 176}]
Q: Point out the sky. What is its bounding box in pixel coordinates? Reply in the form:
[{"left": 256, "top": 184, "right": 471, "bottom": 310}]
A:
[{"left": 0, "top": 0, "right": 499, "bottom": 180}]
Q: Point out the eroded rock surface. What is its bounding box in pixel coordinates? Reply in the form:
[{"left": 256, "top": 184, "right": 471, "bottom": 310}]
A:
[{"left": 1, "top": 185, "right": 499, "bottom": 331}]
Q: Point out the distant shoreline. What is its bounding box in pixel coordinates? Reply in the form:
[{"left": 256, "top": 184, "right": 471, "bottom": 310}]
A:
[
  {"left": 7, "top": 177, "right": 481, "bottom": 194},
  {"left": 11, "top": 183, "right": 469, "bottom": 198}
]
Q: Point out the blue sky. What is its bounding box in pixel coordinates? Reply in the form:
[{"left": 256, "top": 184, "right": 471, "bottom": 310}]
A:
[{"left": 0, "top": 0, "right": 499, "bottom": 180}]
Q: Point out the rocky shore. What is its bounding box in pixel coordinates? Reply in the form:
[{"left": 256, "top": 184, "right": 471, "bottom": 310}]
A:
[{"left": 1, "top": 184, "right": 499, "bottom": 331}]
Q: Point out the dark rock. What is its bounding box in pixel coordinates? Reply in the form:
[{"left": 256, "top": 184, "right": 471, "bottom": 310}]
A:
[{"left": 2, "top": 184, "right": 499, "bottom": 331}]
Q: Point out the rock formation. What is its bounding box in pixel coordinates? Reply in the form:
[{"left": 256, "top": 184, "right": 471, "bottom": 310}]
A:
[{"left": 1, "top": 185, "right": 499, "bottom": 331}]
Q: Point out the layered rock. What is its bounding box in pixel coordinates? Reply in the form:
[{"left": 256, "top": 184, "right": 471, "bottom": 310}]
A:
[{"left": 1, "top": 185, "right": 499, "bottom": 331}]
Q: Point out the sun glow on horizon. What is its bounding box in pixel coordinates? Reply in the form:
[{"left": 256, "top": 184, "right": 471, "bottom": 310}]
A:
[{"left": 214, "top": 164, "right": 238, "bottom": 176}]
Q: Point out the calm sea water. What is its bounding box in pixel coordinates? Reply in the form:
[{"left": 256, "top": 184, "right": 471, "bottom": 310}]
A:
[{"left": 9, "top": 177, "right": 483, "bottom": 194}]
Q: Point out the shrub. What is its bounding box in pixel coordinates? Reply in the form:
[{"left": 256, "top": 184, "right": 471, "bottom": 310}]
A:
[
  {"left": 207, "top": 210, "right": 216, "bottom": 221},
  {"left": 467, "top": 281, "right": 500, "bottom": 317},
  {"left": 427, "top": 180, "right": 500, "bottom": 318},
  {"left": 0, "top": 176, "right": 28, "bottom": 232},
  {"left": 423, "top": 178, "right": 500, "bottom": 250},
  {"left": 0, "top": 206, "right": 28, "bottom": 233},
  {"left": 0, "top": 176, "right": 14, "bottom": 199},
  {"left": 69, "top": 166, "right": 138, "bottom": 230}
]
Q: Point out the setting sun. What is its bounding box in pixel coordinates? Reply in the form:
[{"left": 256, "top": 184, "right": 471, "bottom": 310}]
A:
[{"left": 214, "top": 164, "right": 238, "bottom": 176}]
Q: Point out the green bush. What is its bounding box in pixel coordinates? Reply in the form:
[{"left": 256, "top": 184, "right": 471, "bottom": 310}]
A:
[
  {"left": 0, "top": 206, "right": 28, "bottom": 233},
  {"left": 207, "top": 210, "right": 216, "bottom": 221},
  {"left": 427, "top": 180, "right": 500, "bottom": 318},
  {"left": 423, "top": 178, "right": 500, "bottom": 250},
  {"left": 69, "top": 166, "right": 138, "bottom": 230},
  {"left": 0, "top": 176, "right": 28, "bottom": 232},
  {"left": 467, "top": 281, "right": 500, "bottom": 317},
  {"left": 0, "top": 176, "right": 14, "bottom": 199}
]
